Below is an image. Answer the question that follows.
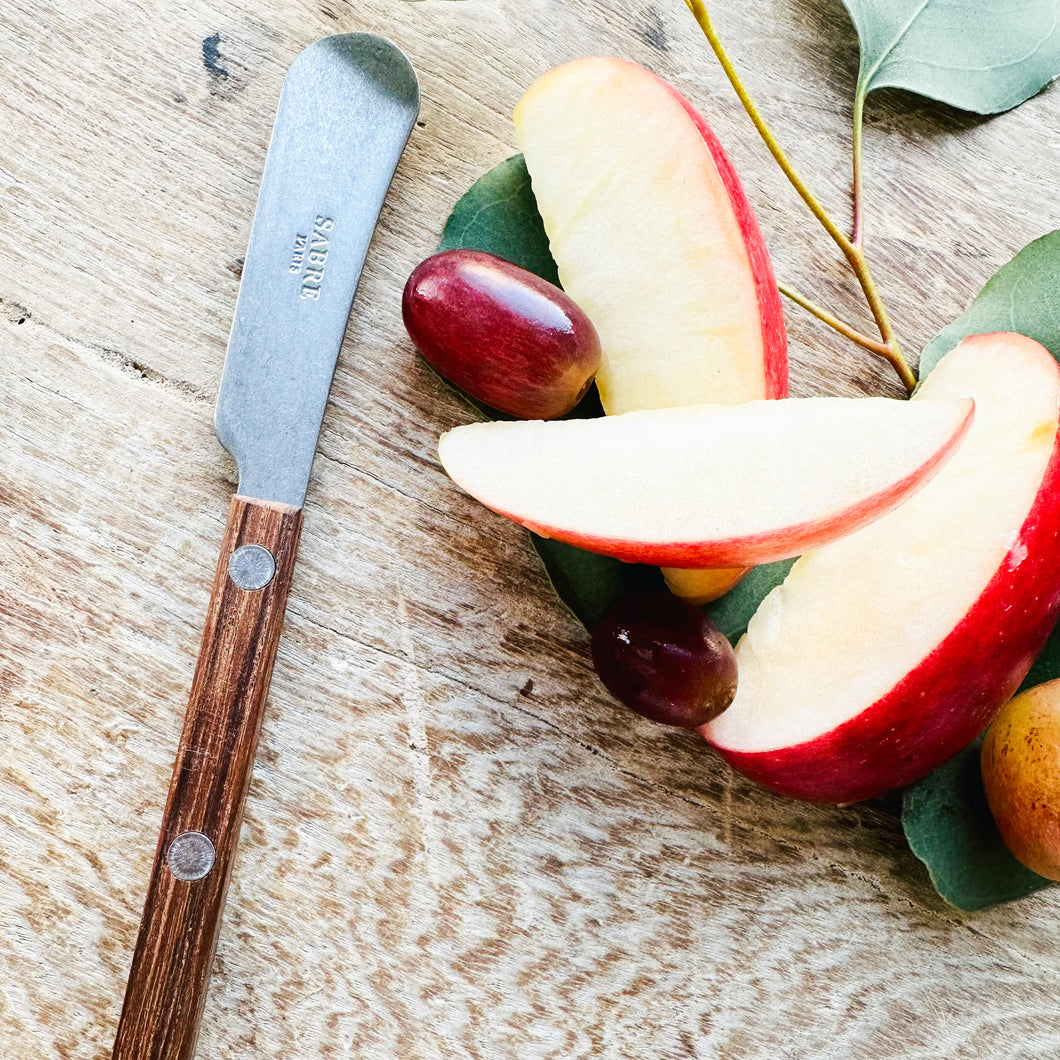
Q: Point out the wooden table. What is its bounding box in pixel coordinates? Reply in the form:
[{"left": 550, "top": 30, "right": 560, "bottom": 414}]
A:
[{"left": 3, "top": 1, "right": 1060, "bottom": 1056}]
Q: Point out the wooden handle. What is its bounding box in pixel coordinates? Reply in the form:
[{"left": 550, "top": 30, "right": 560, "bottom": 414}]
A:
[{"left": 112, "top": 495, "right": 304, "bottom": 1060}]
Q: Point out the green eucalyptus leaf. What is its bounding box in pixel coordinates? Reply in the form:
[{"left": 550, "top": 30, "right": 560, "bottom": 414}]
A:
[
  {"left": 704, "top": 559, "right": 796, "bottom": 643},
  {"left": 438, "top": 153, "right": 660, "bottom": 629},
  {"left": 919, "top": 229, "right": 1060, "bottom": 378},
  {"left": 1019, "top": 619, "right": 1060, "bottom": 692},
  {"left": 841, "top": 0, "right": 1060, "bottom": 114},
  {"left": 532, "top": 539, "right": 665, "bottom": 630},
  {"left": 902, "top": 738, "right": 1051, "bottom": 910},
  {"left": 438, "top": 154, "right": 560, "bottom": 287}
]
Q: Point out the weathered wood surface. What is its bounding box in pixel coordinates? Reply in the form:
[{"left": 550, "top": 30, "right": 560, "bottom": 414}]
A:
[{"left": 2, "top": 1, "right": 1060, "bottom": 1057}]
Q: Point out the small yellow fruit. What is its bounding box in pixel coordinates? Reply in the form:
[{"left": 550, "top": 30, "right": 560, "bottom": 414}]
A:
[
  {"left": 981, "top": 678, "right": 1060, "bottom": 880},
  {"left": 662, "top": 566, "right": 747, "bottom": 605}
]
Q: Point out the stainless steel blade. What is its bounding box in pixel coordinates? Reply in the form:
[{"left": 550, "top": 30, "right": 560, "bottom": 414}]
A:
[{"left": 214, "top": 34, "right": 418, "bottom": 507}]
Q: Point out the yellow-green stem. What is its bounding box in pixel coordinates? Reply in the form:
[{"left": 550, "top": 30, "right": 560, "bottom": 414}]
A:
[
  {"left": 852, "top": 83, "right": 867, "bottom": 247},
  {"left": 779, "top": 283, "right": 890, "bottom": 355},
  {"left": 780, "top": 283, "right": 916, "bottom": 388},
  {"left": 683, "top": 0, "right": 916, "bottom": 392}
]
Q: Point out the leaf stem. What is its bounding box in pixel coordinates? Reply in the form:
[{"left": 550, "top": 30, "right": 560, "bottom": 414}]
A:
[
  {"left": 779, "top": 283, "right": 890, "bottom": 355},
  {"left": 684, "top": 0, "right": 848, "bottom": 250},
  {"left": 683, "top": 0, "right": 917, "bottom": 392},
  {"left": 851, "top": 83, "right": 867, "bottom": 247},
  {"left": 779, "top": 283, "right": 915, "bottom": 386},
  {"left": 844, "top": 236, "right": 916, "bottom": 391}
]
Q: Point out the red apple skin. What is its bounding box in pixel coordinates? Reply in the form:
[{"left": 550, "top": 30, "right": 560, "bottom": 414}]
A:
[
  {"left": 705, "top": 419, "right": 1060, "bottom": 804},
  {"left": 403, "top": 249, "right": 602, "bottom": 420},
  {"left": 660, "top": 77, "right": 788, "bottom": 402}
]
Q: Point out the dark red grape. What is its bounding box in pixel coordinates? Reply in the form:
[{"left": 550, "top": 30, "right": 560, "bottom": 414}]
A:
[
  {"left": 402, "top": 249, "right": 600, "bottom": 419},
  {"left": 591, "top": 591, "right": 737, "bottom": 727}
]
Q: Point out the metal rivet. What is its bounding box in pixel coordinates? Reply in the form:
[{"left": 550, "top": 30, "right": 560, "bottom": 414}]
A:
[
  {"left": 228, "top": 544, "right": 276, "bottom": 591},
  {"left": 167, "top": 831, "right": 216, "bottom": 882}
]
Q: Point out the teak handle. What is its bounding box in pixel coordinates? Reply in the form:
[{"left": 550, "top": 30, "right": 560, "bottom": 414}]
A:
[{"left": 112, "top": 495, "right": 304, "bottom": 1060}]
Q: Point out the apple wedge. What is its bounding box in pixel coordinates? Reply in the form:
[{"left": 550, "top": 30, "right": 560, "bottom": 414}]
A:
[
  {"left": 439, "top": 395, "right": 972, "bottom": 568},
  {"left": 514, "top": 56, "right": 787, "bottom": 413},
  {"left": 515, "top": 57, "right": 788, "bottom": 602},
  {"left": 703, "top": 333, "right": 1060, "bottom": 804}
]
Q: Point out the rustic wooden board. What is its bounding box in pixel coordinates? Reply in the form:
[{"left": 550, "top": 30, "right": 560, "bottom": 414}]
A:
[{"left": 3, "top": 0, "right": 1060, "bottom": 1057}]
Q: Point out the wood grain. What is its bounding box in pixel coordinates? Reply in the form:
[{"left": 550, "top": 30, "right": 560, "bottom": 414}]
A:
[
  {"left": 112, "top": 497, "right": 302, "bottom": 1060},
  {"left": 3, "top": 1, "right": 1060, "bottom": 1058}
]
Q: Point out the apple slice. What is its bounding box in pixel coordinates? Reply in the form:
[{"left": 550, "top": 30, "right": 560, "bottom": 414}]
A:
[
  {"left": 515, "top": 57, "right": 788, "bottom": 601},
  {"left": 513, "top": 56, "right": 787, "bottom": 414},
  {"left": 703, "top": 333, "right": 1060, "bottom": 804},
  {"left": 439, "top": 395, "right": 973, "bottom": 568}
]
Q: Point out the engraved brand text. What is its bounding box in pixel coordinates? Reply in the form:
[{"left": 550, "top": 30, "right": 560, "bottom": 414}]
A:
[
  {"left": 298, "top": 216, "right": 335, "bottom": 300},
  {"left": 289, "top": 234, "right": 306, "bottom": 273}
]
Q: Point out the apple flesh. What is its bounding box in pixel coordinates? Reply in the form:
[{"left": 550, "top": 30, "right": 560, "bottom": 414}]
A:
[
  {"left": 981, "top": 679, "right": 1060, "bottom": 880},
  {"left": 703, "top": 333, "right": 1060, "bottom": 804},
  {"left": 514, "top": 56, "right": 787, "bottom": 414},
  {"left": 403, "top": 249, "right": 601, "bottom": 420},
  {"left": 515, "top": 57, "right": 788, "bottom": 597},
  {"left": 438, "top": 394, "right": 973, "bottom": 568}
]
